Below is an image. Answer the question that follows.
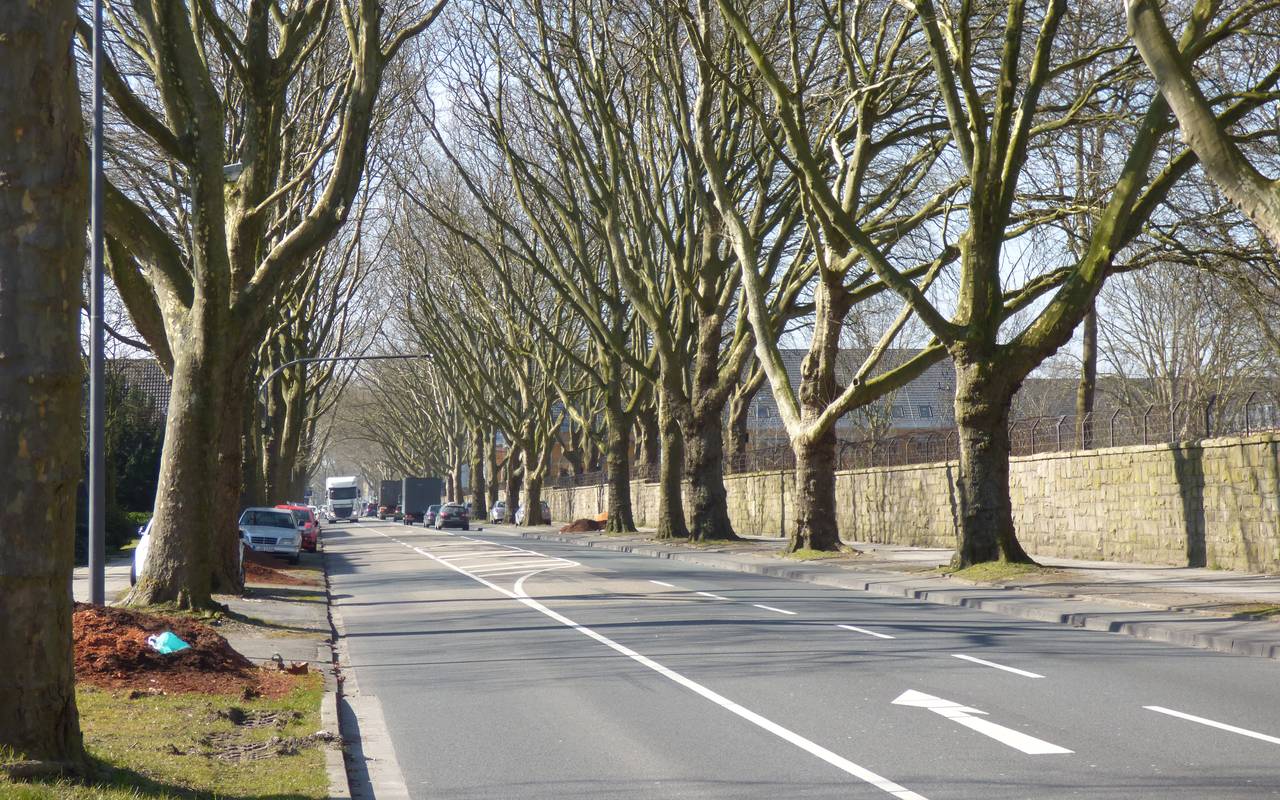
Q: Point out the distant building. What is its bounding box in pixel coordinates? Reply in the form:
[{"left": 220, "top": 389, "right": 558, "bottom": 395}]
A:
[
  {"left": 109, "top": 358, "right": 172, "bottom": 417},
  {"left": 742, "top": 349, "right": 957, "bottom": 443}
]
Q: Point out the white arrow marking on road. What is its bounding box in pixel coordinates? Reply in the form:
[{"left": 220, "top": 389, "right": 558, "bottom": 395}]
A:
[
  {"left": 1145, "top": 706, "right": 1280, "bottom": 745},
  {"left": 892, "top": 690, "right": 1072, "bottom": 755}
]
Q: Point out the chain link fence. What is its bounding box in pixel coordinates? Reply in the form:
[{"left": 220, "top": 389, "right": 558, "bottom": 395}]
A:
[{"left": 551, "top": 392, "right": 1280, "bottom": 487}]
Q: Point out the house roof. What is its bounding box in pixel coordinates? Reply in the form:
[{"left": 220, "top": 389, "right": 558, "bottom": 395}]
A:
[{"left": 109, "top": 358, "right": 172, "bottom": 416}]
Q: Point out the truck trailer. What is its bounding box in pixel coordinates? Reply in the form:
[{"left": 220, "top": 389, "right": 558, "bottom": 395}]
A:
[
  {"left": 379, "top": 479, "right": 402, "bottom": 520},
  {"left": 402, "top": 477, "right": 443, "bottom": 525},
  {"left": 324, "top": 476, "right": 359, "bottom": 523}
]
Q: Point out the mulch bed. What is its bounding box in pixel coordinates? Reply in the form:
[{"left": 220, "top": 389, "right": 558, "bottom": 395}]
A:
[
  {"left": 560, "top": 518, "right": 604, "bottom": 533},
  {"left": 73, "top": 603, "right": 297, "bottom": 697},
  {"left": 243, "top": 550, "right": 322, "bottom": 587}
]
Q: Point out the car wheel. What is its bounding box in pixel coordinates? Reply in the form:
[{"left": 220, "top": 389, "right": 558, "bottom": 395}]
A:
[
  {"left": 289, "top": 553, "right": 300, "bottom": 565},
  {"left": 463, "top": 525, "right": 469, "bottom": 531}
]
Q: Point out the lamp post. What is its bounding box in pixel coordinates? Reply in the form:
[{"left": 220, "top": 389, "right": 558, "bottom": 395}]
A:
[{"left": 88, "top": 0, "right": 106, "bottom": 605}]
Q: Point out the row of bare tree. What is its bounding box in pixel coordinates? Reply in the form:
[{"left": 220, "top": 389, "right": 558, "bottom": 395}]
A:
[{"left": 3, "top": 0, "right": 1279, "bottom": 774}]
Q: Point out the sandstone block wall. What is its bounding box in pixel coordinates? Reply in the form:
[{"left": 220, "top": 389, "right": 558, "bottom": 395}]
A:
[{"left": 546, "top": 432, "right": 1280, "bottom": 572}]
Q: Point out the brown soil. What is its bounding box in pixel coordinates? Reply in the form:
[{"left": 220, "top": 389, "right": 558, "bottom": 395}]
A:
[
  {"left": 73, "top": 603, "right": 298, "bottom": 697},
  {"left": 561, "top": 518, "right": 604, "bottom": 533},
  {"left": 243, "top": 550, "right": 322, "bottom": 587}
]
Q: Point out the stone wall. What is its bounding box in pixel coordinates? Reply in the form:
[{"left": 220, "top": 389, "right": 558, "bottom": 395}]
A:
[{"left": 546, "top": 432, "right": 1280, "bottom": 572}]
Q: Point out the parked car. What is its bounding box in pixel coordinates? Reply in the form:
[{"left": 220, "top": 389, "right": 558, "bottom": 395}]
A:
[
  {"left": 489, "top": 500, "right": 507, "bottom": 524},
  {"left": 239, "top": 507, "right": 302, "bottom": 564},
  {"left": 132, "top": 519, "right": 247, "bottom": 586},
  {"left": 423, "top": 503, "right": 442, "bottom": 527},
  {"left": 276, "top": 503, "right": 319, "bottom": 552},
  {"left": 515, "top": 500, "right": 552, "bottom": 525},
  {"left": 434, "top": 503, "right": 470, "bottom": 530}
]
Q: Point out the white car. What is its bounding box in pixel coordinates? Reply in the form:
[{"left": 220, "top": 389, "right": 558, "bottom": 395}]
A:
[
  {"left": 514, "top": 501, "right": 551, "bottom": 525},
  {"left": 131, "top": 519, "right": 248, "bottom": 586},
  {"left": 239, "top": 507, "right": 303, "bottom": 564}
]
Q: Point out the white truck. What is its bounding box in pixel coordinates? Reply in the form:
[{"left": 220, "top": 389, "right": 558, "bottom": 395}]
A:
[{"left": 324, "top": 476, "right": 360, "bottom": 523}]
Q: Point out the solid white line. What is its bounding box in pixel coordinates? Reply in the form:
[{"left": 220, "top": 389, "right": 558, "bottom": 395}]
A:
[
  {"left": 952, "top": 654, "right": 1044, "bottom": 679},
  {"left": 753, "top": 604, "right": 798, "bottom": 616},
  {"left": 1145, "top": 706, "right": 1280, "bottom": 745},
  {"left": 837, "top": 624, "right": 895, "bottom": 640},
  {"left": 697, "top": 591, "right": 729, "bottom": 600},
  {"left": 649, "top": 580, "right": 676, "bottom": 588},
  {"left": 466, "top": 559, "right": 570, "bottom": 573},
  {"left": 468, "top": 565, "right": 577, "bottom": 578},
  {"left": 371, "top": 530, "right": 927, "bottom": 800}
]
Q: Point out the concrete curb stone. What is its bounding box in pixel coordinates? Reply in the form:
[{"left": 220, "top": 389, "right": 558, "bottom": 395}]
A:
[{"left": 510, "top": 529, "right": 1280, "bottom": 661}]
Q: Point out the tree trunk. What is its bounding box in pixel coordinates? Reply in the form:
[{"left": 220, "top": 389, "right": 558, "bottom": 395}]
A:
[
  {"left": 211, "top": 370, "right": 249, "bottom": 593},
  {"left": 952, "top": 360, "right": 1035, "bottom": 567},
  {"left": 0, "top": 0, "right": 87, "bottom": 768},
  {"left": 523, "top": 474, "right": 544, "bottom": 525},
  {"left": 684, "top": 411, "right": 738, "bottom": 541},
  {"left": 504, "top": 460, "right": 521, "bottom": 523},
  {"left": 487, "top": 435, "right": 500, "bottom": 510},
  {"left": 789, "top": 428, "right": 840, "bottom": 551},
  {"left": 603, "top": 403, "right": 636, "bottom": 532},
  {"left": 1076, "top": 303, "right": 1098, "bottom": 449},
  {"left": 788, "top": 272, "right": 843, "bottom": 552},
  {"left": 636, "top": 404, "right": 660, "bottom": 469},
  {"left": 471, "top": 428, "right": 487, "bottom": 519},
  {"left": 655, "top": 392, "right": 689, "bottom": 539},
  {"left": 127, "top": 334, "right": 224, "bottom": 608}
]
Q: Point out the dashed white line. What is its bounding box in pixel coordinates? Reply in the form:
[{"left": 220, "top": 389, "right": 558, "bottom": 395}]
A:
[
  {"left": 753, "top": 604, "right": 797, "bottom": 616},
  {"left": 837, "top": 624, "right": 895, "bottom": 640},
  {"left": 649, "top": 580, "right": 676, "bottom": 588},
  {"left": 1145, "top": 706, "right": 1280, "bottom": 745},
  {"left": 370, "top": 529, "right": 928, "bottom": 800},
  {"left": 951, "top": 654, "right": 1044, "bottom": 678},
  {"left": 697, "top": 591, "right": 729, "bottom": 600}
]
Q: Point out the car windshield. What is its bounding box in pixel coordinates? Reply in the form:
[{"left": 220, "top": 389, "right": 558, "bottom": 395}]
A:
[
  {"left": 328, "top": 487, "right": 358, "bottom": 500},
  {"left": 241, "top": 510, "right": 296, "bottom": 528},
  {"left": 428, "top": 505, "right": 441, "bottom": 512}
]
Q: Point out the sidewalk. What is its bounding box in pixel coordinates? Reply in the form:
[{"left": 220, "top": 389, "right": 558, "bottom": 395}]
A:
[{"left": 481, "top": 522, "right": 1280, "bottom": 660}]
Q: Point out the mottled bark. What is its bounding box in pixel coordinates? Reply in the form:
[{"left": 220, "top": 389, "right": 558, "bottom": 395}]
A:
[
  {"left": 471, "top": 428, "right": 487, "bottom": 518},
  {"left": 0, "top": 0, "right": 87, "bottom": 769},
  {"left": 1076, "top": 304, "right": 1097, "bottom": 448},
  {"left": 504, "top": 459, "right": 522, "bottom": 523},
  {"left": 522, "top": 474, "right": 544, "bottom": 525},
  {"left": 487, "top": 435, "right": 500, "bottom": 510},
  {"left": 683, "top": 411, "right": 737, "bottom": 541},
  {"left": 635, "top": 404, "right": 660, "bottom": 468},
  {"left": 603, "top": 403, "right": 635, "bottom": 532},
  {"left": 654, "top": 391, "right": 689, "bottom": 540},
  {"left": 952, "top": 359, "right": 1034, "bottom": 567},
  {"left": 211, "top": 371, "right": 250, "bottom": 593}
]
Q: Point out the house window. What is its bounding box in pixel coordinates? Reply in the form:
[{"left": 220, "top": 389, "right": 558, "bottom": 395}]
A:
[
  {"left": 918, "top": 405, "right": 933, "bottom": 419},
  {"left": 891, "top": 405, "right": 905, "bottom": 419},
  {"left": 756, "top": 404, "right": 771, "bottom": 419}
]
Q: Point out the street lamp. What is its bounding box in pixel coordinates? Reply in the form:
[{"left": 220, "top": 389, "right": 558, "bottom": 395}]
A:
[{"left": 88, "top": 0, "right": 106, "bottom": 605}]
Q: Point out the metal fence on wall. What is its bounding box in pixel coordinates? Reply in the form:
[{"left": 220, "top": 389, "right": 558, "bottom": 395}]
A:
[{"left": 551, "top": 392, "right": 1280, "bottom": 487}]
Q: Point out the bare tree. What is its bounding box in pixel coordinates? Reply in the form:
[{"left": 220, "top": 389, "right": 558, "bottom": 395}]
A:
[
  {"left": 88, "top": 0, "right": 446, "bottom": 609},
  {"left": 0, "top": 0, "right": 87, "bottom": 773}
]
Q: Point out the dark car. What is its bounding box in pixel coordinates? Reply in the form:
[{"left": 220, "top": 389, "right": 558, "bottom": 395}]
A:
[
  {"left": 365, "top": 502, "right": 378, "bottom": 517},
  {"left": 423, "top": 504, "right": 442, "bottom": 527},
  {"left": 435, "top": 502, "right": 470, "bottom": 530}
]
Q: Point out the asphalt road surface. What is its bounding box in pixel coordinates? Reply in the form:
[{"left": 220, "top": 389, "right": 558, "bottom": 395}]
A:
[{"left": 326, "top": 520, "right": 1280, "bottom": 799}]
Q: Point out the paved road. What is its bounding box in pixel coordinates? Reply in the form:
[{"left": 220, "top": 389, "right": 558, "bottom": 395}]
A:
[{"left": 326, "top": 520, "right": 1280, "bottom": 799}]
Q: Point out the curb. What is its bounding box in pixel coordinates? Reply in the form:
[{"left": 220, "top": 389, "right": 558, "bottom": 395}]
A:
[
  {"left": 319, "top": 541, "right": 352, "bottom": 800},
  {"left": 512, "top": 530, "right": 1280, "bottom": 661}
]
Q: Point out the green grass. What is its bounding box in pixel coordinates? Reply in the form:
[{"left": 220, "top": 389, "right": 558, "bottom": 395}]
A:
[
  {"left": 785, "top": 548, "right": 854, "bottom": 561},
  {"left": 1, "top": 677, "right": 327, "bottom": 799},
  {"left": 941, "top": 561, "right": 1048, "bottom": 583},
  {"left": 1228, "top": 604, "right": 1280, "bottom": 620}
]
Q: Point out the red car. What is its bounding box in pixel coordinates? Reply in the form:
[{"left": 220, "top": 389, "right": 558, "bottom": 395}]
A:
[{"left": 276, "top": 504, "right": 319, "bottom": 552}]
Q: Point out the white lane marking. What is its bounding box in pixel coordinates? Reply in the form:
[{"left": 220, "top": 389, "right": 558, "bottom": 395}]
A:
[
  {"left": 951, "top": 654, "right": 1044, "bottom": 679},
  {"left": 372, "top": 529, "right": 928, "bottom": 800},
  {"left": 892, "top": 690, "right": 1071, "bottom": 755},
  {"left": 697, "top": 591, "right": 729, "bottom": 600},
  {"left": 753, "top": 604, "right": 798, "bottom": 616},
  {"left": 838, "top": 624, "right": 895, "bottom": 640},
  {"left": 649, "top": 580, "right": 676, "bottom": 588},
  {"left": 468, "top": 559, "right": 573, "bottom": 574},
  {"left": 1144, "top": 706, "right": 1280, "bottom": 745}
]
